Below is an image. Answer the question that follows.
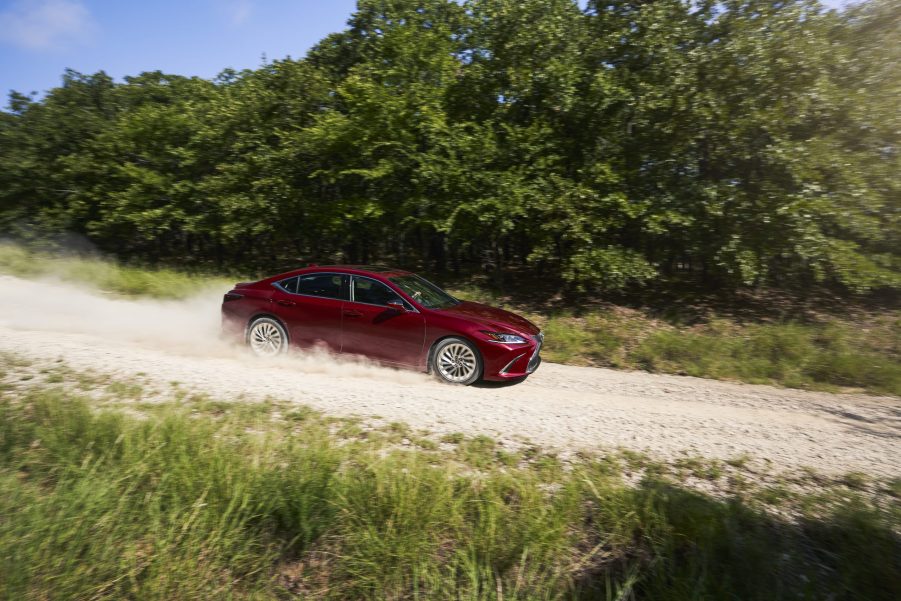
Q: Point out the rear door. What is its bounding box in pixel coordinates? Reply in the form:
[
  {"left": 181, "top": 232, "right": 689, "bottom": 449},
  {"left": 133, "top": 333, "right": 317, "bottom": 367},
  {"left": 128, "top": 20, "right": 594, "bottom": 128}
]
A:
[
  {"left": 341, "top": 275, "right": 426, "bottom": 367},
  {"left": 270, "top": 272, "right": 348, "bottom": 352}
]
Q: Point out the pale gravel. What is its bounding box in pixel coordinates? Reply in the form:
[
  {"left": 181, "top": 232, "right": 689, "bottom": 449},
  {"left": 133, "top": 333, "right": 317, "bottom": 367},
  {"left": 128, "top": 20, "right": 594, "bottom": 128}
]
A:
[{"left": 0, "top": 275, "right": 898, "bottom": 478}]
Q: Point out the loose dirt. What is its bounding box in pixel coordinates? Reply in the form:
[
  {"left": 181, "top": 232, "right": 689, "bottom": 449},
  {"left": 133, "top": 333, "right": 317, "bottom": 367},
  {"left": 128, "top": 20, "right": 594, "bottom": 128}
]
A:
[{"left": 1, "top": 275, "right": 898, "bottom": 477}]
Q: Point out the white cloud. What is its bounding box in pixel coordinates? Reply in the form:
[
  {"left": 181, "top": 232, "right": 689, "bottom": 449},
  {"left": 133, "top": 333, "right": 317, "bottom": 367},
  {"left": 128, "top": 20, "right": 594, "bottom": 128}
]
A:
[
  {"left": 0, "top": 0, "right": 97, "bottom": 51},
  {"left": 227, "top": 0, "right": 253, "bottom": 26}
]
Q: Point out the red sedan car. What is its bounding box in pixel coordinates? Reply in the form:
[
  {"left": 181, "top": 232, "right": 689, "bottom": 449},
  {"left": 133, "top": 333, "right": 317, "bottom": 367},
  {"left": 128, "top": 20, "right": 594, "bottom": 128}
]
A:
[{"left": 221, "top": 265, "right": 543, "bottom": 384}]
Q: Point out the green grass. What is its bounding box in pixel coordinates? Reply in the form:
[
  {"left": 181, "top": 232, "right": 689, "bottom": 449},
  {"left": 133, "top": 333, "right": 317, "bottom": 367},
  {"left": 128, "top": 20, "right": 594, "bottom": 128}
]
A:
[
  {"left": 888, "top": 478, "right": 901, "bottom": 499},
  {"left": 1, "top": 381, "right": 898, "bottom": 600},
  {"left": 841, "top": 471, "right": 872, "bottom": 491},
  {"left": 630, "top": 319, "right": 901, "bottom": 395}
]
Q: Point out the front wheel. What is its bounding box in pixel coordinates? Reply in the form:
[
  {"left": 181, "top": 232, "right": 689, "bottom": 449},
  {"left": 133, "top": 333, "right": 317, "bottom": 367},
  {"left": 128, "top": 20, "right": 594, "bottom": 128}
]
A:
[
  {"left": 247, "top": 317, "right": 288, "bottom": 357},
  {"left": 431, "top": 337, "right": 482, "bottom": 385}
]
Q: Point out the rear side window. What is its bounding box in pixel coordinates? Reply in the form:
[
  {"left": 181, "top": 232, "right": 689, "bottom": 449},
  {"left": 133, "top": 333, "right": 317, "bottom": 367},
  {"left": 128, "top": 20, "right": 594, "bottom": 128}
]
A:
[
  {"left": 296, "top": 273, "right": 347, "bottom": 300},
  {"left": 278, "top": 277, "right": 299, "bottom": 294}
]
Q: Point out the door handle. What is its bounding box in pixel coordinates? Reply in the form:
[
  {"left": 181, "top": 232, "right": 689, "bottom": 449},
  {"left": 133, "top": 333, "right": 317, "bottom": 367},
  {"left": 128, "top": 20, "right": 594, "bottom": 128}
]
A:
[
  {"left": 276, "top": 299, "right": 296, "bottom": 307},
  {"left": 343, "top": 309, "right": 363, "bottom": 318}
]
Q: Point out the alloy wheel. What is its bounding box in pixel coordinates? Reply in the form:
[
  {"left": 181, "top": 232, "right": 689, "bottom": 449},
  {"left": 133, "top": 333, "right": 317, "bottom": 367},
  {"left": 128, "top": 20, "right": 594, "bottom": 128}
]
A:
[
  {"left": 249, "top": 320, "right": 285, "bottom": 357},
  {"left": 435, "top": 342, "right": 477, "bottom": 383}
]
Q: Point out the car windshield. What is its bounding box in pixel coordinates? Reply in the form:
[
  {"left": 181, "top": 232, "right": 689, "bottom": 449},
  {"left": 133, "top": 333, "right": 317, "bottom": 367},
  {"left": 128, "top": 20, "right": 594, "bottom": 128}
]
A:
[{"left": 389, "top": 274, "right": 459, "bottom": 309}]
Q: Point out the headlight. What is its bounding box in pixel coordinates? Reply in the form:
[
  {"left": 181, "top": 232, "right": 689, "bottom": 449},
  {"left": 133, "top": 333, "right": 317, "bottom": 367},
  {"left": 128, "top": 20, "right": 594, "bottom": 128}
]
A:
[{"left": 481, "top": 331, "right": 528, "bottom": 344}]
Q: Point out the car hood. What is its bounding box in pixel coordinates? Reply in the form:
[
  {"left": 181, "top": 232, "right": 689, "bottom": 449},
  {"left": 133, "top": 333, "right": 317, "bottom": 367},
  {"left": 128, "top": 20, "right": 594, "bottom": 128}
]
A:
[{"left": 438, "top": 301, "right": 539, "bottom": 336}]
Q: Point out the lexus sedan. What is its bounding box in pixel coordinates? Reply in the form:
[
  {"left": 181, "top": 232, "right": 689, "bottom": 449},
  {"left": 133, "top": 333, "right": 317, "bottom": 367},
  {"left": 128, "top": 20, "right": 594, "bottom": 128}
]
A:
[{"left": 221, "top": 265, "right": 543, "bottom": 385}]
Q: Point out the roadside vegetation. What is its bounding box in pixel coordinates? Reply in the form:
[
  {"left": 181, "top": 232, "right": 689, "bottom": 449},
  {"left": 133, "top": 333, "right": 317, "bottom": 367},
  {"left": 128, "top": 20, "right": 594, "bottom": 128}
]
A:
[
  {"left": 2, "top": 243, "right": 898, "bottom": 396},
  {"left": 1, "top": 354, "right": 898, "bottom": 600},
  {"left": 536, "top": 316, "right": 899, "bottom": 396},
  {"left": 454, "top": 285, "right": 901, "bottom": 396}
]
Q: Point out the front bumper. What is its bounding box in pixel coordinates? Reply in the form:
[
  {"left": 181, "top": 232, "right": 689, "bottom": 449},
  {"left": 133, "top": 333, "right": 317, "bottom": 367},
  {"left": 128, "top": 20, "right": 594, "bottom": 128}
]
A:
[{"left": 481, "top": 332, "right": 543, "bottom": 381}]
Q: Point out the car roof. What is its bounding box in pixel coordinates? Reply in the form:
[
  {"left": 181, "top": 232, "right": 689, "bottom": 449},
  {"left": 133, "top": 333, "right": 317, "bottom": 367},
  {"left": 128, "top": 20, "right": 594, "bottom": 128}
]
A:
[{"left": 272, "top": 264, "right": 414, "bottom": 280}]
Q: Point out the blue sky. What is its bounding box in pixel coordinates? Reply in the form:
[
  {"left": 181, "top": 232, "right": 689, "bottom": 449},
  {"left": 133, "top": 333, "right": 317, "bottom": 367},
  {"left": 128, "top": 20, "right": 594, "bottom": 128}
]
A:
[
  {"left": 0, "top": 0, "right": 849, "bottom": 101},
  {"left": 0, "top": 0, "right": 358, "bottom": 98}
]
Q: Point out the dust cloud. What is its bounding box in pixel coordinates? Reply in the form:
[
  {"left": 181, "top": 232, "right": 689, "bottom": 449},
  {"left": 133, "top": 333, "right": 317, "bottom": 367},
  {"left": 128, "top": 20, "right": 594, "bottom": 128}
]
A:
[{"left": 0, "top": 274, "right": 430, "bottom": 385}]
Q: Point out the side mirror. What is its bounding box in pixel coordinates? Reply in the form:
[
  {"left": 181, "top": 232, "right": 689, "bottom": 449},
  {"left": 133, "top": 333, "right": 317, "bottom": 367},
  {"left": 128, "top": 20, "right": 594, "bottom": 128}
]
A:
[{"left": 386, "top": 300, "right": 408, "bottom": 312}]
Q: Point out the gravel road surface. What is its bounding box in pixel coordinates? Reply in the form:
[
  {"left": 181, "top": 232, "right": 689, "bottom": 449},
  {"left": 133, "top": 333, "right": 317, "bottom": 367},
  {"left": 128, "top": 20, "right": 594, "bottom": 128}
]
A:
[{"left": 1, "top": 275, "right": 898, "bottom": 477}]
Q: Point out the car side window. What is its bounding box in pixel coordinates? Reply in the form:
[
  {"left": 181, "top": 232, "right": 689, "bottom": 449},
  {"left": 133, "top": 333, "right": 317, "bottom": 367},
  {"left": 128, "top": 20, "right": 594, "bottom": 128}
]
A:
[
  {"left": 352, "top": 277, "right": 404, "bottom": 307},
  {"left": 295, "top": 273, "right": 347, "bottom": 300},
  {"left": 279, "top": 276, "right": 299, "bottom": 294}
]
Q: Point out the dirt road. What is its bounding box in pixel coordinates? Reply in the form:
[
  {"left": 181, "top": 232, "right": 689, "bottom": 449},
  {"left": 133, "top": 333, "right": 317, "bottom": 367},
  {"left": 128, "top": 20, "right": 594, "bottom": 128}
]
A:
[{"left": 1, "top": 275, "right": 898, "bottom": 477}]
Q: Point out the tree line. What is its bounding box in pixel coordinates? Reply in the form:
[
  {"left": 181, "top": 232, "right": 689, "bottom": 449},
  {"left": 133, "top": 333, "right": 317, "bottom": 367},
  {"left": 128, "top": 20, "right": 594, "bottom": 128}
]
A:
[{"left": 1, "top": 0, "right": 898, "bottom": 293}]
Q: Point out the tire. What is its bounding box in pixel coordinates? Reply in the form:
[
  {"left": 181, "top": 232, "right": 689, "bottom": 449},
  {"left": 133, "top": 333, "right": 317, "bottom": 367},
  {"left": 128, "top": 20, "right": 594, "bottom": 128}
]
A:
[
  {"left": 430, "top": 337, "right": 482, "bottom": 385},
  {"left": 246, "top": 317, "right": 289, "bottom": 357}
]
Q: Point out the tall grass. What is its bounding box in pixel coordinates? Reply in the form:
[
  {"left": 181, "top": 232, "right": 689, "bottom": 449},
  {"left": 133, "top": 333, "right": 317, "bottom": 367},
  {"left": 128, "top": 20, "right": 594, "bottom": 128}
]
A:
[
  {"left": 630, "top": 318, "right": 901, "bottom": 395},
  {"left": 1, "top": 386, "right": 898, "bottom": 600}
]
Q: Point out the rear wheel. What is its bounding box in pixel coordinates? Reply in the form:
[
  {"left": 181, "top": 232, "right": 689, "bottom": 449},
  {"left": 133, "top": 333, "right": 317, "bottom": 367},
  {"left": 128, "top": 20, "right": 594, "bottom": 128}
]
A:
[
  {"left": 247, "top": 317, "right": 288, "bottom": 357},
  {"left": 431, "top": 337, "right": 482, "bottom": 385}
]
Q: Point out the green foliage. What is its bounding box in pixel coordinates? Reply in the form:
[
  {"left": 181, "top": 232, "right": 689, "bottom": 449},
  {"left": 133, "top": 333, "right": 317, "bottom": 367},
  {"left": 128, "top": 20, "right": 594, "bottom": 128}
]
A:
[
  {"left": 1, "top": 381, "right": 899, "bottom": 599},
  {"left": 1, "top": 0, "right": 897, "bottom": 294}
]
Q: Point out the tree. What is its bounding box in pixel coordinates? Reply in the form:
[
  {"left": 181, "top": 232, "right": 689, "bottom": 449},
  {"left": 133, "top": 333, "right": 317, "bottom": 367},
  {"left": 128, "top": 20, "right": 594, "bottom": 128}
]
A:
[{"left": 0, "top": 0, "right": 896, "bottom": 295}]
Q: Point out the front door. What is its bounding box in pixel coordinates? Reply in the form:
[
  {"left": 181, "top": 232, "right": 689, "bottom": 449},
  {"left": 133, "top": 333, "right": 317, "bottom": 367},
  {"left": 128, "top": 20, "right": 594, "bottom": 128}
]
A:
[{"left": 341, "top": 275, "right": 425, "bottom": 366}]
